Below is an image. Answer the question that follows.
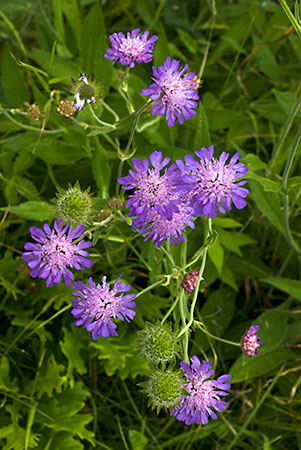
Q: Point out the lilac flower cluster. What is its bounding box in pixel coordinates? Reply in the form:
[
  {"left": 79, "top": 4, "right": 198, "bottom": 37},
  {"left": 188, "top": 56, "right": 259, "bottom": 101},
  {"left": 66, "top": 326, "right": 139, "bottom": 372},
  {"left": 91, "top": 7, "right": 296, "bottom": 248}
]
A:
[
  {"left": 242, "top": 325, "right": 262, "bottom": 357},
  {"left": 171, "top": 356, "right": 231, "bottom": 425},
  {"left": 22, "top": 220, "right": 136, "bottom": 339},
  {"left": 105, "top": 29, "right": 199, "bottom": 126},
  {"left": 105, "top": 28, "right": 158, "bottom": 68},
  {"left": 119, "top": 147, "right": 248, "bottom": 246}
]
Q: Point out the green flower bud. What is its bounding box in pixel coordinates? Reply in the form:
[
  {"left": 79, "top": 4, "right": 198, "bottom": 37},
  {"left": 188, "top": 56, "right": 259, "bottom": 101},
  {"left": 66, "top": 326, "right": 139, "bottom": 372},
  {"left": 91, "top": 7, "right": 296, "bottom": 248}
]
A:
[
  {"left": 137, "top": 321, "right": 180, "bottom": 366},
  {"left": 140, "top": 368, "right": 184, "bottom": 414},
  {"left": 53, "top": 181, "right": 95, "bottom": 227}
]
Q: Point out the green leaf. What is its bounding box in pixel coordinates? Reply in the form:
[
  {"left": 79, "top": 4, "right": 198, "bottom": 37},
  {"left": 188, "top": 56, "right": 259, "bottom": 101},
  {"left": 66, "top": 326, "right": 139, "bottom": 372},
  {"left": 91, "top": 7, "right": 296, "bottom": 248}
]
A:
[
  {"left": 91, "top": 334, "right": 148, "bottom": 379},
  {"left": 176, "top": 28, "right": 198, "bottom": 54},
  {"left": 246, "top": 171, "right": 282, "bottom": 192},
  {"left": 60, "top": 327, "right": 88, "bottom": 385},
  {"left": 1, "top": 44, "right": 29, "bottom": 107},
  {"left": 11, "top": 175, "right": 40, "bottom": 201},
  {"left": 35, "top": 354, "right": 66, "bottom": 399},
  {"left": 208, "top": 237, "right": 224, "bottom": 273},
  {"left": 0, "top": 250, "right": 19, "bottom": 283},
  {"left": 92, "top": 143, "right": 111, "bottom": 195},
  {"left": 197, "top": 288, "right": 236, "bottom": 351},
  {"left": 212, "top": 218, "right": 242, "bottom": 228},
  {"left": 241, "top": 153, "right": 267, "bottom": 170},
  {"left": 61, "top": 0, "right": 82, "bottom": 49},
  {"left": 193, "top": 102, "right": 210, "bottom": 149},
  {"left": 153, "top": 22, "right": 170, "bottom": 67},
  {"left": 1, "top": 201, "right": 53, "bottom": 221},
  {"left": 0, "top": 356, "right": 18, "bottom": 393},
  {"left": 249, "top": 179, "right": 284, "bottom": 234},
  {"left": 80, "top": 2, "right": 112, "bottom": 96},
  {"left": 230, "top": 303, "right": 290, "bottom": 382},
  {"left": 12, "top": 152, "right": 34, "bottom": 175},
  {"left": 254, "top": 44, "right": 280, "bottom": 82},
  {"left": 35, "top": 140, "right": 86, "bottom": 166},
  {"left": 128, "top": 430, "right": 148, "bottom": 450},
  {"left": 217, "top": 228, "right": 255, "bottom": 256},
  {"left": 135, "top": 293, "right": 171, "bottom": 327},
  {"left": 219, "top": 265, "right": 238, "bottom": 292},
  {"left": 37, "top": 382, "right": 94, "bottom": 442},
  {"left": 260, "top": 277, "right": 301, "bottom": 300}
]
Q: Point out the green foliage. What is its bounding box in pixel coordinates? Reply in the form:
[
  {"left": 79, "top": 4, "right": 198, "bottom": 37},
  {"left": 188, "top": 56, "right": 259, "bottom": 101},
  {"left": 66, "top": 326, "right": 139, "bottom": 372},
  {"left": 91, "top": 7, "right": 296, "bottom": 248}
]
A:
[{"left": 0, "top": 0, "right": 300, "bottom": 448}]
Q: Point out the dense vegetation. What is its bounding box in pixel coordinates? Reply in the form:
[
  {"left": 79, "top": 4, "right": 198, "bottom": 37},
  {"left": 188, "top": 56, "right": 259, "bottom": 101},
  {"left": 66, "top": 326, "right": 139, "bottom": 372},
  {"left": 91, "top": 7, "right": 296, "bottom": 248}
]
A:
[{"left": 0, "top": 0, "right": 300, "bottom": 449}]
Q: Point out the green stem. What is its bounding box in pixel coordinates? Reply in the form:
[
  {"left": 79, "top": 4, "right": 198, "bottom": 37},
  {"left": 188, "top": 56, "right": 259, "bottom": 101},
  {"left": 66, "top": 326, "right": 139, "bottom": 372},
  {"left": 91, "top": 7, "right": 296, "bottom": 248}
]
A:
[
  {"left": 115, "top": 102, "right": 150, "bottom": 196},
  {"left": 1, "top": 111, "right": 64, "bottom": 134},
  {"left": 281, "top": 126, "right": 301, "bottom": 258},
  {"left": 177, "top": 218, "right": 212, "bottom": 339},
  {"left": 102, "top": 101, "right": 120, "bottom": 122},
  {"left": 278, "top": 0, "right": 301, "bottom": 40},
  {"left": 161, "top": 295, "right": 181, "bottom": 325},
  {"left": 88, "top": 104, "right": 116, "bottom": 129},
  {"left": 194, "top": 320, "right": 241, "bottom": 347},
  {"left": 179, "top": 290, "right": 189, "bottom": 362},
  {"left": 135, "top": 278, "right": 166, "bottom": 299}
]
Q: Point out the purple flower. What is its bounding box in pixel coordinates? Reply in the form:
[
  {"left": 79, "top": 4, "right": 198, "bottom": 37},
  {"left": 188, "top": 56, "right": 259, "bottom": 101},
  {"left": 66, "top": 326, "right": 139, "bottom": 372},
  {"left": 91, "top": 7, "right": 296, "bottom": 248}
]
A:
[
  {"left": 118, "top": 151, "right": 180, "bottom": 223},
  {"left": 105, "top": 28, "right": 158, "bottom": 68},
  {"left": 177, "top": 145, "right": 249, "bottom": 219},
  {"left": 71, "top": 275, "right": 136, "bottom": 339},
  {"left": 181, "top": 271, "right": 203, "bottom": 294},
  {"left": 242, "top": 325, "right": 262, "bottom": 357},
  {"left": 141, "top": 57, "right": 199, "bottom": 127},
  {"left": 171, "top": 356, "right": 231, "bottom": 426},
  {"left": 139, "top": 200, "right": 195, "bottom": 247},
  {"left": 22, "top": 219, "right": 93, "bottom": 287}
]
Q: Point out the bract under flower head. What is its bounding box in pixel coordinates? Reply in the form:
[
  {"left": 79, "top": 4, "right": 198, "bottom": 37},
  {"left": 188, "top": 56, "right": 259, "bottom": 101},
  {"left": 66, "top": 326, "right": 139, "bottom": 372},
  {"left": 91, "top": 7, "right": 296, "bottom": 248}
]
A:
[
  {"left": 177, "top": 145, "right": 249, "bottom": 219},
  {"left": 71, "top": 275, "right": 136, "bottom": 339},
  {"left": 105, "top": 28, "right": 158, "bottom": 68},
  {"left": 171, "top": 356, "right": 231, "bottom": 426},
  {"left": 22, "top": 219, "right": 93, "bottom": 287},
  {"left": 141, "top": 56, "right": 199, "bottom": 127},
  {"left": 242, "top": 325, "right": 262, "bottom": 357},
  {"left": 118, "top": 151, "right": 180, "bottom": 223},
  {"left": 73, "top": 74, "right": 96, "bottom": 111}
]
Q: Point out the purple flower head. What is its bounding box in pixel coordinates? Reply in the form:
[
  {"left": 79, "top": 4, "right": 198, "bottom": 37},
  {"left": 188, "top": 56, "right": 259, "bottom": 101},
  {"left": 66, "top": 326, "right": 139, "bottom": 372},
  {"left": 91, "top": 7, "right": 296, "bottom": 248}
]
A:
[
  {"left": 118, "top": 151, "right": 180, "bottom": 223},
  {"left": 242, "top": 325, "right": 262, "bottom": 357},
  {"left": 177, "top": 145, "right": 249, "bottom": 219},
  {"left": 139, "top": 200, "right": 195, "bottom": 247},
  {"left": 181, "top": 271, "right": 203, "bottom": 294},
  {"left": 22, "top": 219, "right": 93, "bottom": 287},
  {"left": 141, "top": 57, "right": 199, "bottom": 127},
  {"left": 171, "top": 356, "right": 231, "bottom": 426},
  {"left": 71, "top": 275, "right": 136, "bottom": 339},
  {"left": 105, "top": 28, "right": 158, "bottom": 68}
]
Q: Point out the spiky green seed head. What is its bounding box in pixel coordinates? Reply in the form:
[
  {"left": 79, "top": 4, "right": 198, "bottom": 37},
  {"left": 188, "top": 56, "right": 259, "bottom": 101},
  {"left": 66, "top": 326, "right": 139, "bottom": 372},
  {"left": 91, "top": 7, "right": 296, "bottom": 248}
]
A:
[
  {"left": 137, "top": 321, "right": 179, "bottom": 366},
  {"left": 53, "top": 181, "right": 95, "bottom": 227},
  {"left": 79, "top": 83, "right": 96, "bottom": 100},
  {"left": 140, "top": 368, "right": 184, "bottom": 414}
]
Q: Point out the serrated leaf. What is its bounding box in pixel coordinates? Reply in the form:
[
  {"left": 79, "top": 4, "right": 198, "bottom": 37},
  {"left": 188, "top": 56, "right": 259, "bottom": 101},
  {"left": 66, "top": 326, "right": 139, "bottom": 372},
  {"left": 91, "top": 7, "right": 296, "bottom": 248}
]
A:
[
  {"left": 91, "top": 334, "right": 148, "bottom": 379},
  {"left": 12, "top": 175, "right": 40, "bottom": 201},
  {"left": 260, "top": 277, "right": 301, "bottom": 300},
  {"left": 60, "top": 327, "right": 88, "bottom": 385},
  {"left": 0, "top": 356, "right": 18, "bottom": 393},
  {"left": 1, "top": 201, "right": 53, "bottom": 221},
  {"left": 35, "top": 354, "right": 66, "bottom": 399},
  {"left": 134, "top": 293, "right": 171, "bottom": 327},
  {"left": 0, "top": 250, "right": 19, "bottom": 283},
  {"left": 12, "top": 152, "right": 34, "bottom": 175},
  {"left": 37, "top": 382, "right": 94, "bottom": 442},
  {"left": 4, "top": 180, "right": 18, "bottom": 204}
]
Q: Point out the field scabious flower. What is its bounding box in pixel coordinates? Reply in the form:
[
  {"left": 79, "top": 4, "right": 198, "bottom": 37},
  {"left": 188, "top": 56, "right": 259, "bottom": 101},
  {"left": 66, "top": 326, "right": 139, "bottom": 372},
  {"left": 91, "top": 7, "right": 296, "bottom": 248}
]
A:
[
  {"left": 177, "top": 146, "right": 249, "bottom": 219},
  {"left": 73, "top": 74, "right": 96, "bottom": 111},
  {"left": 141, "top": 57, "right": 199, "bottom": 127},
  {"left": 71, "top": 275, "right": 136, "bottom": 339},
  {"left": 242, "top": 325, "right": 262, "bottom": 357},
  {"left": 22, "top": 219, "right": 93, "bottom": 287},
  {"left": 171, "top": 356, "right": 231, "bottom": 425},
  {"left": 105, "top": 28, "right": 158, "bottom": 68},
  {"left": 118, "top": 151, "right": 180, "bottom": 223},
  {"left": 181, "top": 271, "right": 203, "bottom": 294}
]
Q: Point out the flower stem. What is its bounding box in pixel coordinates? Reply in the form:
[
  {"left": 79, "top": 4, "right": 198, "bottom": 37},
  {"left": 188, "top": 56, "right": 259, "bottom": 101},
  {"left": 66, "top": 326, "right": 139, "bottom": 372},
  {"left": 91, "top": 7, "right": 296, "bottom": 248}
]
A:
[
  {"left": 278, "top": 0, "right": 301, "bottom": 40},
  {"left": 102, "top": 101, "right": 120, "bottom": 122},
  {"left": 177, "top": 218, "right": 212, "bottom": 339},
  {"left": 115, "top": 102, "right": 150, "bottom": 196},
  {"left": 135, "top": 278, "right": 166, "bottom": 299},
  {"left": 88, "top": 104, "right": 116, "bottom": 129},
  {"left": 194, "top": 320, "right": 241, "bottom": 347},
  {"left": 179, "top": 290, "right": 189, "bottom": 362}
]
